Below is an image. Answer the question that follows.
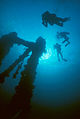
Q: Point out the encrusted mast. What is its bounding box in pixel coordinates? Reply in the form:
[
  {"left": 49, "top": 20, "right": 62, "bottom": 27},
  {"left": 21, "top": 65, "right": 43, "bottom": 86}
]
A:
[{"left": 0, "top": 33, "right": 46, "bottom": 119}]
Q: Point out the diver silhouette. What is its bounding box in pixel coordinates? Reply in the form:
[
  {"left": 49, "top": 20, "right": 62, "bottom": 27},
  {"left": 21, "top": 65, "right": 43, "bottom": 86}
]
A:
[
  {"left": 0, "top": 33, "right": 46, "bottom": 119},
  {"left": 54, "top": 43, "right": 67, "bottom": 62},
  {"left": 57, "top": 32, "right": 70, "bottom": 47},
  {"left": 42, "top": 11, "right": 70, "bottom": 27}
]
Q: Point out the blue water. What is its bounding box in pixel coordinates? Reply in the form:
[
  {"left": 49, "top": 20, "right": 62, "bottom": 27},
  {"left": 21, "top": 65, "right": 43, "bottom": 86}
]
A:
[{"left": 0, "top": 0, "right": 80, "bottom": 108}]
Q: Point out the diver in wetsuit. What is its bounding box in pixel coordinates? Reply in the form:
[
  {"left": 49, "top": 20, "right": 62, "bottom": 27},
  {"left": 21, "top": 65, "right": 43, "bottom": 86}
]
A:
[
  {"left": 42, "top": 11, "right": 70, "bottom": 27},
  {"left": 57, "top": 32, "right": 70, "bottom": 47},
  {"left": 54, "top": 43, "right": 67, "bottom": 62}
]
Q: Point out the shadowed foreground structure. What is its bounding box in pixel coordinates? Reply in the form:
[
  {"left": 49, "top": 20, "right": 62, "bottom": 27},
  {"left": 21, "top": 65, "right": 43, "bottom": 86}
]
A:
[
  {"left": 0, "top": 33, "right": 46, "bottom": 119},
  {"left": 0, "top": 32, "right": 34, "bottom": 66}
]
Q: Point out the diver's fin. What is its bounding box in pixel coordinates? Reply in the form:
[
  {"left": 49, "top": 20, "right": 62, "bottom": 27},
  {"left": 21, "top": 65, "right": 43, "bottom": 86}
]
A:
[
  {"left": 62, "top": 17, "right": 71, "bottom": 22},
  {"left": 63, "top": 58, "right": 68, "bottom": 62}
]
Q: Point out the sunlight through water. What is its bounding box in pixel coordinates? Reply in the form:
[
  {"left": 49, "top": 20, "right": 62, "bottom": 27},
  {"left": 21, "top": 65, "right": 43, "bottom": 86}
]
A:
[{"left": 40, "top": 48, "right": 52, "bottom": 60}]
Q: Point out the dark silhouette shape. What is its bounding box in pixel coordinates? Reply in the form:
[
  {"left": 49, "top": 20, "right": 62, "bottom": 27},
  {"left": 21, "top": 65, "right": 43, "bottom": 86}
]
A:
[
  {"left": 57, "top": 32, "right": 70, "bottom": 47},
  {"left": 42, "top": 11, "right": 70, "bottom": 27},
  {"left": 13, "top": 62, "right": 23, "bottom": 79},
  {"left": 0, "top": 32, "right": 34, "bottom": 65},
  {"left": 54, "top": 43, "right": 67, "bottom": 62},
  {"left": 0, "top": 33, "right": 46, "bottom": 119},
  {"left": 0, "top": 48, "right": 31, "bottom": 83},
  {"left": 0, "top": 32, "right": 37, "bottom": 83}
]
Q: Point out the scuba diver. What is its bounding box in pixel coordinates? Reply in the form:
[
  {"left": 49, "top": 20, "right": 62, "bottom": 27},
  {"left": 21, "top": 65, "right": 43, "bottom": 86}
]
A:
[
  {"left": 54, "top": 43, "right": 67, "bottom": 62},
  {"left": 42, "top": 11, "right": 70, "bottom": 27},
  {"left": 57, "top": 32, "right": 70, "bottom": 47}
]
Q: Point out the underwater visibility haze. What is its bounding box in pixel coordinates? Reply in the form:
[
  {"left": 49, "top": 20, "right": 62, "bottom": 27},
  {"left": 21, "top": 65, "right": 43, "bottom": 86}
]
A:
[{"left": 0, "top": 0, "right": 80, "bottom": 119}]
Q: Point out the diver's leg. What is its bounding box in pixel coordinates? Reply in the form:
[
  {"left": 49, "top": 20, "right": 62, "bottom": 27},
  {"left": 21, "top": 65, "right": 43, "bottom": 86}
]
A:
[
  {"left": 60, "top": 52, "right": 68, "bottom": 62},
  {"left": 57, "top": 52, "right": 60, "bottom": 61},
  {"left": 62, "top": 39, "right": 66, "bottom": 43},
  {"left": 65, "top": 37, "right": 70, "bottom": 47},
  {"left": 61, "top": 17, "right": 70, "bottom": 22},
  {"left": 57, "top": 17, "right": 64, "bottom": 21},
  {"left": 57, "top": 17, "right": 64, "bottom": 26},
  {"left": 42, "top": 21, "right": 48, "bottom": 27},
  {"left": 42, "top": 19, "right": 48, "bottom": 27},
  {"left": 56, "top": 17, "right": 70, "bottom": 26},
  {"left": 45, "top": 21, "right": 48, "bottom": 27},
  {"left": 62, "top": 37, "right": 69, "bottom": 44},
  {"left": 65, "top": 41, "right": 70, "bottom": 47},
  {"left": 55, "top": 19, "right": 63, "bottom": 27},
  {"left": 42, "top": 20, "right": 45, "bottom": 25},
  {"left": 60, "top": 52, "right": 64, "bottom": 60}
]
